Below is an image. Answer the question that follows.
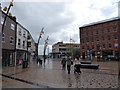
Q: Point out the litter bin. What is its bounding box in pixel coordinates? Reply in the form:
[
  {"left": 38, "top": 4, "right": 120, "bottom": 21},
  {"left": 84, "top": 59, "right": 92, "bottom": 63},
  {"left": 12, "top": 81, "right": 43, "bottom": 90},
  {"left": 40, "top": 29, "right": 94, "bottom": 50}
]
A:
[
  {"left": 22, "top": 61, "right": 28, "bottom": 68},
  {"left": 22, "top": 61, "right": 26, "bottom": 68},
  {"left": 25, "top": 61, "right": 28, "bottom": 68}
]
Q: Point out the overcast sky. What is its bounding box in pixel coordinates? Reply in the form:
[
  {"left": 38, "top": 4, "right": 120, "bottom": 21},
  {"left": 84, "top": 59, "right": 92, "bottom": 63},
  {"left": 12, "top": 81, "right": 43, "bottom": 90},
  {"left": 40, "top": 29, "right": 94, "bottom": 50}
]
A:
[{"left": 2, "top": 0, "right": 119, "bottom": 55}]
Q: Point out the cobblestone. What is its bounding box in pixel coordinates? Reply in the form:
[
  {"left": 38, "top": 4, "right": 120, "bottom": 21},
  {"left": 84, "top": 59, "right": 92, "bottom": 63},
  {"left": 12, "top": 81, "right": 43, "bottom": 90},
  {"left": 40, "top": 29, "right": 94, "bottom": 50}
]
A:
[{"left": 1, "top": 59, "right": 119, "bottom": 88}]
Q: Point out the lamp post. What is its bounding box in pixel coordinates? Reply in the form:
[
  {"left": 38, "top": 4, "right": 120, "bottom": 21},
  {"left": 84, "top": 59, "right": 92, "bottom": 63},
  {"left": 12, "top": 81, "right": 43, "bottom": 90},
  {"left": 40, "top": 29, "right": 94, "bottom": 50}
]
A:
[
  {"left": 2, "top": 0, "right": 14, "bottom": 33},
  {"left": 43, "top": 36, "right": 49, "bottom": 64},
  {"left": 36, "top": 27, "right": 44, "bottom": 60}
]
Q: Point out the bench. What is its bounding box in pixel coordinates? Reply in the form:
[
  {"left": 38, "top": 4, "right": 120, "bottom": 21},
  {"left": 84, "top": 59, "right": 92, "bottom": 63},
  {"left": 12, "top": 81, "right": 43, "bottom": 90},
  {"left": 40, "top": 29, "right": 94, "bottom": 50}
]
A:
[
  {"left": 79, "top": 64, "right": 99, "bottom": 69},
  {"left": 80, "top": 60, "right": 92, "bottom": 64}
]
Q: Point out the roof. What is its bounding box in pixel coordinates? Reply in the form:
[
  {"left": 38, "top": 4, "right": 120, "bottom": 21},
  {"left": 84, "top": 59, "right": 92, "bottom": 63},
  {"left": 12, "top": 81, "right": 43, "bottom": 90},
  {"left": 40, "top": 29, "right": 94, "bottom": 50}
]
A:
[{"left": 80, "top": 17, "right": 120, "bottom": 28}]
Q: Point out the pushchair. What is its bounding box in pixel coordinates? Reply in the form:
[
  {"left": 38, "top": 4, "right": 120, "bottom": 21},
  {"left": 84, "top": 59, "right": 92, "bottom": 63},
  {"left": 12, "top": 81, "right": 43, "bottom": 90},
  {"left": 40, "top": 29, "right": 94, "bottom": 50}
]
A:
[{"left": 74, "top": 64, "right": 81, "bottom": 74}]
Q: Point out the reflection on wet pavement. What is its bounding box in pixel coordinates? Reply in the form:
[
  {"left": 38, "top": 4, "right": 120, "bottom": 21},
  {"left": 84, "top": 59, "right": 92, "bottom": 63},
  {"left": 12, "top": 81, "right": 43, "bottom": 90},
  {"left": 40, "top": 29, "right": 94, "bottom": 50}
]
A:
[{"left": 2, "top": 59, "right": 119, "bottom": 88}]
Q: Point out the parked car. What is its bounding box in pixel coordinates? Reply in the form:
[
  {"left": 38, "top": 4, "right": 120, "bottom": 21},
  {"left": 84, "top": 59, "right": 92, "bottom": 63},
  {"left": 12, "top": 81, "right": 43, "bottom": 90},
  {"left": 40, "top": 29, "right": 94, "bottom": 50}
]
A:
[{"left": 106, "top": 55, "right": 119, "bottom": 61}]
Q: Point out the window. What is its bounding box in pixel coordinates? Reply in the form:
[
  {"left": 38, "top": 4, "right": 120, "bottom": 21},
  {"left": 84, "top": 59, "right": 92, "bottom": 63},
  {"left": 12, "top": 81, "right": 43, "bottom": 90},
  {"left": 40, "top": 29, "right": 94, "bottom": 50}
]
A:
[
  {"left": 11, "top": 23, "right": 15, "bottom": 30},
  {"left": 102, "top": 44, "right": 105, "bottom": 48},
  {"left": 108, "top": 36, "right": 111, "bottom": 40},
  {"left": 96, "top": 44, "right": 100, "bottom": 50},
  {"left": 92, "top": 37, "right": 94, "bottom": 42},
  {"left": 101, "top": 30, "right": 104, "bottom": 34},
  {"left": 18, "top": 28, "right": 22, "bottom": 36},
  {"left": 23, "top": 31, "right": 26, "bottom": 37},
  {"left": 23, "top": 41, "right": 25, "bottom": 46},
  {"left": 2, "top": 33, "right": 5, "bottom": 42},
  {"left": 87, "top": 46, "right": 89, "bottom": 50},
  {"left": 109, "top": 43, "right": 112, "bottom": 48},
  {"left": 91, "top": 31, "right": 93, "bottom": 36},
  {"left": 96, "top": 38, "right": 99, "bottom": 41},
  {"left": 92, "top": 45, "right": 94, "bottom": 49},
  {"left": 101, "top": 37, "right": 105, "bottom": 41},
  {"left": 107, "top": 24, "right": 110, "bottom": 28},
  {"left": 10, "top": 36, "right": 14, "bottom": 45},
  {"left": 114, "top": 35, "right": 118, "bottom": 40},
  {"left": 86, "top": 38, "right": 89, "bottom": 42},
  {"left": 113, "top": 22, "right": 117, "bottom": 26},
  {"left": 23, "top": 41, "right": 25, "bottom": 49},
  {"left": 96, "top": 30, "right": 98, "bottom": 34},
  {"left": 101, "top": 24, "right": 104, "bottom": 28},
  {"left": 86, "top": 32, "right": 88, "bottom": 36},
  {"left": 1, "top": 17, "right": 4, "bottom": 24},
  {"left": 81, "top": 39, "right": 84, "bottom": 43},
  {"left": 18, "top": 39, "right": 21, "bottom": 46},
  {"left": 82, "top": 46, "right": 84, "bottom": 49},
  {"left": 1, "top": 17, "right": 6, "bottom": 25},
  {"left": 82, "top": 33, "right": 84, "bottom": 36},
  {"left": 107, "top": 29, "right": 110, "bottom": 33},
  {"left": 113, "top": 27, "right": 117, "bottom": 32}
]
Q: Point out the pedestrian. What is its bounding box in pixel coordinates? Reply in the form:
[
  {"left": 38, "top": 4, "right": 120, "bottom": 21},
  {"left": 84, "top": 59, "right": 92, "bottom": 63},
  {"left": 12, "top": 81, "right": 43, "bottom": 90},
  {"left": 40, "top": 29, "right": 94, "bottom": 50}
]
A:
[
  {"left": 74, "top": 57, "right": 81, "bottom": 74},
  {"left": 66, "top": 58, "right": 72, "bottom": 74},
  {"left": 61, "top": 58, "right": 66, "bottom": 70},
  {"left": 37, "top": 58, "right": 42, "bottom": 65}
]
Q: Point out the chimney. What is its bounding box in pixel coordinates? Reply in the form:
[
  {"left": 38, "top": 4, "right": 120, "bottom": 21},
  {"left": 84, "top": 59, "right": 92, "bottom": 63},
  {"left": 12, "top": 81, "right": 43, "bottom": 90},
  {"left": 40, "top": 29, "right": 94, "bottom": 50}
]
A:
[{"left": 12, "top": 16, "right": 16, "bottom": 21}]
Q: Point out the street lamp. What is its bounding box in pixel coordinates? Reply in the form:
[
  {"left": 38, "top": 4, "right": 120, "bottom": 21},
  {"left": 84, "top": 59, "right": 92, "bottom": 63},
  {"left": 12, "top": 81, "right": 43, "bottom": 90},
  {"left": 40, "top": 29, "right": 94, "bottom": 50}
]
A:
[
  {"left": 2, "top": 0, "right": 14, "bottom": 33},
  {"left": 36, "top": 27, "right": 44, "bottom": 60},
  {"left": 43, "top": 36, "right": 49, "bottom": 64}
]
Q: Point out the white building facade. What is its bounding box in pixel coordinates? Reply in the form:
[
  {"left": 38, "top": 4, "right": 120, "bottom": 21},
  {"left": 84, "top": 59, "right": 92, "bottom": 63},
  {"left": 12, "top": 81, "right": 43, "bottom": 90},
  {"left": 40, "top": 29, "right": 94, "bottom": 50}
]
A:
[{"left": 15, "top": 23, "right": 28, "bottom": 65}]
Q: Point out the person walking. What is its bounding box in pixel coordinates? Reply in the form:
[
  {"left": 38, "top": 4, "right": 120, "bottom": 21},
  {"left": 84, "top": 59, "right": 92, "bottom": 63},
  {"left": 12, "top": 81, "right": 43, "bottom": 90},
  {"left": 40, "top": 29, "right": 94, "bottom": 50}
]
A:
[
  {"left": 74, "top": 57, "right": 81, "bottom": 74},
  {"left": 67, "top": 58, "right": 72, "bottom": 74},
  {"left": 61, "top": 58, "right": 66, "bottom": 70}
]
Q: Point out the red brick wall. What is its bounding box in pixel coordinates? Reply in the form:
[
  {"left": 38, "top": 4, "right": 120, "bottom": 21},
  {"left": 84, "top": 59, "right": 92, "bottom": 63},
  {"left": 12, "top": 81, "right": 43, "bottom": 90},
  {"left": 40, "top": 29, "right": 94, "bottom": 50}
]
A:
[{"left": 79, "top": 18, "right": 119, "bottom": 59}]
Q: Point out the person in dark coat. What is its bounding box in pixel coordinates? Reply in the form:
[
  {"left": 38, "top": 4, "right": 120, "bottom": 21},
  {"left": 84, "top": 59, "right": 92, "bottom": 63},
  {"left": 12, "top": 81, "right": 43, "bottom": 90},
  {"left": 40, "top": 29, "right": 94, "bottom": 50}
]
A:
[
  {"left": 66, "top": 58, "right": 72, "bottom": 74},
  {"left": 61, "top": 58, "right": 66, "bottom": 70}
]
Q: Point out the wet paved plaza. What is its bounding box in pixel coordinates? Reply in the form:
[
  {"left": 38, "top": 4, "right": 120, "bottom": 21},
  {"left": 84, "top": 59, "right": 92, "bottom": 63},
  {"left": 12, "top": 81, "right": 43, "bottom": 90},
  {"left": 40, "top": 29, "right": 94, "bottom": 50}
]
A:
[{"left": 1, "top": 59, "right": 119, "bottom": 88}]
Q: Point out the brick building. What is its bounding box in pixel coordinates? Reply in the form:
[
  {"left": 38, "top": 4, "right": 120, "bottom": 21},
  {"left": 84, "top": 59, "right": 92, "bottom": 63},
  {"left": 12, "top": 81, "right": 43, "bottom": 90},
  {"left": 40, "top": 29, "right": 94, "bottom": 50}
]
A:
[
  {"left": 79, "top": 17, "right": 120, "bottom": 60},
  {"left": 1, "top": 11, "right": 17, "bottom": 66}
]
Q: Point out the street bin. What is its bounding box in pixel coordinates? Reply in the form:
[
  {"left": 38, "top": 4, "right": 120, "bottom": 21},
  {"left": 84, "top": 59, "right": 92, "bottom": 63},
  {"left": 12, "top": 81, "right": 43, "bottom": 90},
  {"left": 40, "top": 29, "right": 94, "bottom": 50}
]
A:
[
  {"left": 22, "top": 61, "right": 26, "bottom": 68},
  {"left": 22, "top": 61, "right": 28, "bottom": 68}
]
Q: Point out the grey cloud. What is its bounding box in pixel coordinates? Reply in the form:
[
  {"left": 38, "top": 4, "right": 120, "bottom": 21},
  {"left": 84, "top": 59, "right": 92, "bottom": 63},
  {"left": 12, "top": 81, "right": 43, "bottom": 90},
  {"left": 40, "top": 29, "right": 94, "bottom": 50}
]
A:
[{"left": 7, "top": 2, "right": 75, "bottom": 44}]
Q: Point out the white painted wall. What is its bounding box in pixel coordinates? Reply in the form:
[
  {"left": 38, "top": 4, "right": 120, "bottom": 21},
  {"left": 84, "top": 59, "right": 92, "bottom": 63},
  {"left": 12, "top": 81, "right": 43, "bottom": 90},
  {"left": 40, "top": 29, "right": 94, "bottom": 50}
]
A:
[
  {"left": 16, "top": 23, "right": 28, "bottom": 50},
  {"left": 28, "top": 33, "right": 36, "bottom": 55}
]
